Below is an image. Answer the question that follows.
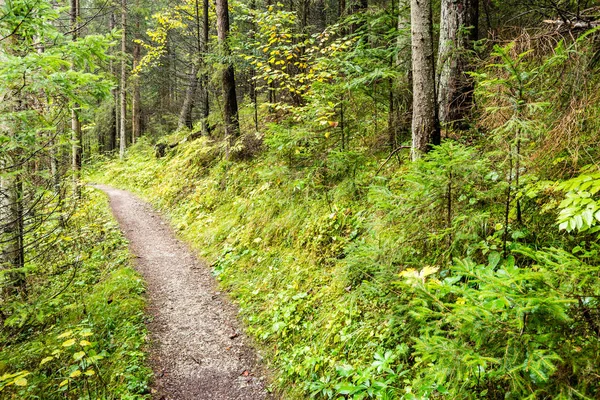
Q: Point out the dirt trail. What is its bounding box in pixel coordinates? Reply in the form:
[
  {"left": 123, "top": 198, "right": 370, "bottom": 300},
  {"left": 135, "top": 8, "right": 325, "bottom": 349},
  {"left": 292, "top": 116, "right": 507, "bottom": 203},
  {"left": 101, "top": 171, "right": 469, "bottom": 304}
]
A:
[{"left": 95, "top": 185, "right": 271, "bottom": 400}]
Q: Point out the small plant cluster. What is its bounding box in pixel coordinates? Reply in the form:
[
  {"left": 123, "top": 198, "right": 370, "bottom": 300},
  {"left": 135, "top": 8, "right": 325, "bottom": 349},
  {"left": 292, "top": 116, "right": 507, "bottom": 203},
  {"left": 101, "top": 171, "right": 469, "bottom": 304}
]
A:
[{"left": 0, "top": 188, "right": 151, "bottom": 399}]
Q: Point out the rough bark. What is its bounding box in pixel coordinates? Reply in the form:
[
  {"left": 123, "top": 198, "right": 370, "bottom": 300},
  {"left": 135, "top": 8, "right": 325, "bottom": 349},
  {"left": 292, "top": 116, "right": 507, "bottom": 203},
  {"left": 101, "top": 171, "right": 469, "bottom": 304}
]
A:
[
  {"left": 178, "top": 63, "right": 199, "bottom": 130},
  {"left": 119, "top": 0, "right": 127, "bottom": 160},
  {"left": 437, "top": 0, "right": 478, "bottom": 128},
  {"left": 108, "top": 12, "right": 118, "bottom": 153},
  {"left": 132, "top": 28, "right": 141, "bottom": 143},
  {"left": 215, "top": 0, "right": 240, "bottom": 143},
  {"left": 70, "top": 0, "right": 82, "bottom": 171},
  {"left": 410, "top": 0, "right": 439, "bottom": 160},
  {"left": 388, "top": 0, "right": 411, "bottom": 149},
  {"left": 201, "top": 0, "right": 210, "bottom": 135},
  {"left": 0, "top": 168, "right": 24, "bottom": 295}
]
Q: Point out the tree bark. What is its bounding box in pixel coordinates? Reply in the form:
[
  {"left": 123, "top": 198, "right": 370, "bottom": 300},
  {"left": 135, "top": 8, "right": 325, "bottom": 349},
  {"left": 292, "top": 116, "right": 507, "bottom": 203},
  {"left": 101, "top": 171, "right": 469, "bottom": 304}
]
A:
[
  {"left": 215, "top": 0, "right": 240, "bottom": 144},
  {"left": 178, "top": 63, "right": 199, "bottom": 130},
  {"left": 132, "top": 19, "right": 141, "bottom": 143},
  {"left": 437, "top": 0, "right": 478, "bottom": 128},
  {"left": 109, "top": 12, "right": 118, "bottom": 152},
  {"left": 70, "top": 0, "right": 82, "bottom": 170},
  {"left": 388, "top": 0, "right": 411, "bottom": 149},
  {"left": 119, "top": 0, "right": 127, "bottom": 160},
  {"left": 201, "top": 0, "right": 210, "bottom": 135},
  {"left": 410, "top": 0, "right": 439, "bottom": 160}
]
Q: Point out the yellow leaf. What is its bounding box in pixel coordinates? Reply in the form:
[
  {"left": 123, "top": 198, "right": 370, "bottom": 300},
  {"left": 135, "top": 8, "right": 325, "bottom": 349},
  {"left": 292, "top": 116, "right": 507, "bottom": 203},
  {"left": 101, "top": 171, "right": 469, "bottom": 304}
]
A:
[
  {"left": 399, "top": 268, "right": 419, "bottom": 279},
  {"left": 62, "top": 339, "right": 76, "bottom": 347},
  {"left": 14, "top": 377, "right": 27, "bottom": 386},
  {"left": 40, "top": 356, "right": 54, "bottom": 366},
  {"left": 79, "top": 340, "right": 92, "bottom": 347},
  {"left": 69, "top": 370, "right": 82, "bottom": 378},
  {"left": 59, "top": 379, "right": 69, "bottom": 387},
  {"left": 84, "top": 369, "right": 95, "bottom": 376},
  {"left": 421, "top": 266, "right": 439, "bottom": 277},
  {"left": 57, "top": 331, "right": 73, "bottom": 339}
]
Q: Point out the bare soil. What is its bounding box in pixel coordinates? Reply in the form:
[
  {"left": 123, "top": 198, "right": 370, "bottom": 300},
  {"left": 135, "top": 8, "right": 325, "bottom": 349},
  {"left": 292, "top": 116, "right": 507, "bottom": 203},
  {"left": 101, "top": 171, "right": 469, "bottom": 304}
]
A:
[{"left": 96, "top": 185, "right": 272, "bottom": 400}]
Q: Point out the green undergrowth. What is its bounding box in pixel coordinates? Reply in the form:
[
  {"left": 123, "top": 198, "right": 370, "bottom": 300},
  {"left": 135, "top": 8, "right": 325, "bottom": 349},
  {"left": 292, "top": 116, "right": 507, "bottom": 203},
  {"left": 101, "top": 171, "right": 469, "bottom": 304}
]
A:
[
  {"left": 88, "top": 131, "right": 600, "bottom": 399},
  {"left": 0, "top": 187, "right": 151, "bottom": 399}
]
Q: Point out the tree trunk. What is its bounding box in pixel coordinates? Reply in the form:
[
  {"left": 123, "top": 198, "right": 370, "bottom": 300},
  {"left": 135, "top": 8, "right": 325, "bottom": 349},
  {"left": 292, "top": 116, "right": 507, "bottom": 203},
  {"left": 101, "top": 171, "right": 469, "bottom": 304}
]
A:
[
  {"left": 201, "top": 0, "right": 211, "bottom": 135},
  {"left": 0, "top": 167, "right": 25, "bottom": 297},
  {"left": 410, "top": 0, "right": 439, "bottom": 160},
  {"left": 108, "top": 12, "right": 118, "bottom": 153},
  {"left": 339, "top": 0, "right": 346, "bottom": 19},
  {"left": 215, "top": 0, "right": 240, "bottom": 144},
  {"left": 119, "top": 0, "right": 127, "bottom": 160},
  {"left": 70, "top": 0, "right": 82, "bottom": 171},
  {"left": 132, "top": 29, "right": 141, "bottom": 143},
  {"left": 437, "top": 0, "right": 478, "bottom": 128},
  {"left": 178, "top": 63, "right": 199, "bottom": 130}
]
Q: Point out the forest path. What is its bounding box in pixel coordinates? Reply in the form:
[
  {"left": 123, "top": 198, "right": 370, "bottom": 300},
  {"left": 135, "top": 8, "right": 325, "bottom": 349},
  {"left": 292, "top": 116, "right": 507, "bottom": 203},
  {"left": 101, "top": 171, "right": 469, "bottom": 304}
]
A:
[{"left": 94, "top": 185, "right": 271, "bottom": 400}]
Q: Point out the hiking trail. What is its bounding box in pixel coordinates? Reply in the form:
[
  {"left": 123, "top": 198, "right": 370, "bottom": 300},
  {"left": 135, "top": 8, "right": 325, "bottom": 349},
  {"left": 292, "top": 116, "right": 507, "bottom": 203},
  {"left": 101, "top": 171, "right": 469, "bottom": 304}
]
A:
[{"left": 95, "top": 185, "right": 271, "bottom": 400}]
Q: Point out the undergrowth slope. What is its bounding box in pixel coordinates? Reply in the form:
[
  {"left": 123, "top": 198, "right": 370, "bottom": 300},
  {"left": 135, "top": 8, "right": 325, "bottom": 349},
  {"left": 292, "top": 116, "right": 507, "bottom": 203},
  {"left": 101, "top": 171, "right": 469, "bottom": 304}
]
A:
[
  {"left": 90, "top": 129, "right": 600, "bottom": 399},
  {"left": 0, "top": 188, "right": 151, "bottom": 399}
]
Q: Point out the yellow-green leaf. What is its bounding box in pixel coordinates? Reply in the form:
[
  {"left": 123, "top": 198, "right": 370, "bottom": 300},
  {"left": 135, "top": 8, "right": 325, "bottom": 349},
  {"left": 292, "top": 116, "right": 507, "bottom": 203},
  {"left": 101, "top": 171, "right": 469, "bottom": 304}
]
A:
[
  {"left": 73, "top": 352, "right": 85, "bottom": 361},
  {"left": 79, "top": 340, "right": 92, "bottom": 347},
  {"left": 59, "top": 379, "right": 69, "bottom": 387},
  {"left": 84, "top": 369, "right": 95, "bottom": 376},
  {"left": 57, "top": 331, "right": 73, "bottom": 339},
  {"left": 69, "top": 370, "right": 82, "bottom": 378},
  {"left": 40, "top": 356, "right": 54, "bottom": 366},
  {"left": 14, "top": 377, "right": 27, "bottom": 386},
  {"left": 62, "top": 339, "right": 76, "bottom": 347}
]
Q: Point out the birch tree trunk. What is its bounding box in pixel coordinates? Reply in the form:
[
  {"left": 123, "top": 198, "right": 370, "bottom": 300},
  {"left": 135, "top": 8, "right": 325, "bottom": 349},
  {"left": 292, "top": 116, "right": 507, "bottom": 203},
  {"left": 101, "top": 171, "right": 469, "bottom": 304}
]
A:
[
  {"left": 437, "top": 0, "right": 478, "bottom": 128},
  {"left": 215, "top": 0, "right": 240, "bottom": 145},
  {"left": 410, "top": 0, "right": 439, "bottom": 160},
  {"left": 119, "top": 0, "right": 127, "bottom": 160}
]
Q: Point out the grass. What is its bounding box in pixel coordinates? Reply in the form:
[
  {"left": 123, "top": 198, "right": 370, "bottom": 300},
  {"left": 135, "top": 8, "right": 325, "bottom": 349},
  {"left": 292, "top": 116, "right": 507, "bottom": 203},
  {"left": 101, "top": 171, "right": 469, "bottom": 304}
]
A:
[
  {"left": 87, "top": 137, "right": 406, "bottom": 398},
  {"left": 0, "top": 187, "right": 152, "bottom": 399}
]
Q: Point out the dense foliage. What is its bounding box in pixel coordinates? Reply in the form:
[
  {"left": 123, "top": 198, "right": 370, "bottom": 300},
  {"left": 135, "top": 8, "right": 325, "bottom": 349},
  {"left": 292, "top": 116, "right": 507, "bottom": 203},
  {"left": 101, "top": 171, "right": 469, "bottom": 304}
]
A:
[
  {"left": 0, "top": 188, "right": 151, "bottom": 399},
  {"left": 4, "top": 0, "right": 600, "bottom": 398}
]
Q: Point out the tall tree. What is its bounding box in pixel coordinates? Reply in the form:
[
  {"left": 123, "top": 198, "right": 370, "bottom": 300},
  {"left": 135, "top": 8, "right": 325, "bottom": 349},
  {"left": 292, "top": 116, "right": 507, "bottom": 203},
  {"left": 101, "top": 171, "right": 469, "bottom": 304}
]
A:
[
  {"left": 109, "top": 11, "right": 118, "bottom": 152},
  {"left": 119, "top": 0, "right": 127, "bottom": 159},
  {"left": 0, "top": 144, "right": 24, "bottom": 296},
  {"left": 437, "top": 0, "right": 478, "bottom": 128},
  {"left": 215, "top": 0, "right": 240, "bottom": 144},
  {"left": 177, "top": 62, "right": 198, "bottom": 130},
  {"left": 132, "top": 19, "right": 141, "bottom": 143},
  {"left": 410, "top": 0, "right": 439, "bottom": 160},
  {"left": 201, "top": 0, "right": 210, "bottom": 135},
  {"left": 71, "top": 0, "right": 82, "bottom": 171}
]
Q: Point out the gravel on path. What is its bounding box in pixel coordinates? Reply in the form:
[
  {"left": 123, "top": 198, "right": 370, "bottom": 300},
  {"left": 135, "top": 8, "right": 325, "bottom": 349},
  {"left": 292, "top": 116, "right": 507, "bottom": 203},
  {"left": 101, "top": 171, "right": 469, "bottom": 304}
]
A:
[{"left": 95, "top": 184, "right": 271, "bottom": 400}]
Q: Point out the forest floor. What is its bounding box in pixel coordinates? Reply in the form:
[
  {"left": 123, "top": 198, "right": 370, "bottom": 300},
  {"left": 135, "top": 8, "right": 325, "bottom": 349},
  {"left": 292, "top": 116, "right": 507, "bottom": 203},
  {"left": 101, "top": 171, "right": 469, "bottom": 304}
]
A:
[{"left": 94, "top": 184, "right": 272, "bottom": 400}]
